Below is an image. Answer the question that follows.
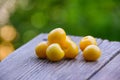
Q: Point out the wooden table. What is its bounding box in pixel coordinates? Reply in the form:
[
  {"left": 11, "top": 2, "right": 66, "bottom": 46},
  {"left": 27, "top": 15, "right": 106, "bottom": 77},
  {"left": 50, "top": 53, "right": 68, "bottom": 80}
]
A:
[{"left": 0, "top": 34, "right": 120, "bottom": 80}]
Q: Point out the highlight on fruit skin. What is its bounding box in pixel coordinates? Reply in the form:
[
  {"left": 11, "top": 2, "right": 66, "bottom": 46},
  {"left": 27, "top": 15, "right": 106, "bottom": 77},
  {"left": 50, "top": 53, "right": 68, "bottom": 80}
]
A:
[
  {"left": 62, "top": 37, "right": 79, "bottom": 59},
  {"left": 48, "top": 28, "right": 66, "bottom": 46},
  {"left": 46, "top": 43, "right": 65, "bottom": 61},
  {"left": 35, "top": 41, "right": 49, "bottom": 58},
  {"left": 79, "top": 36, "right": 97, "bottom": 51},
  {"left": 83, "top": 45, "right": 101, "bottom": 61}
]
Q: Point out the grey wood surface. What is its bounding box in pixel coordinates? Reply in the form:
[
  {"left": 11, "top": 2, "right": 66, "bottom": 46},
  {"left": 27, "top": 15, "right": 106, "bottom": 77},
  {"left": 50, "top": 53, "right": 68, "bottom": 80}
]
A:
[
  {"left": 0, "top": 34, "right": 120, "bottom": 80},
  {"left": 90, "top": 52, "right": 120, "bottom": 80}
]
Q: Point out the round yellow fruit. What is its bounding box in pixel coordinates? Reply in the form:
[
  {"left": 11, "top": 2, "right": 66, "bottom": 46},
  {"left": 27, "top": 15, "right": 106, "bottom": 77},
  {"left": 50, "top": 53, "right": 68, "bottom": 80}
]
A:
[
  {"left": 48, "top": 28, "right": 66, "bottom": 46},
  {"left": 79, "top": 36, "right": 97, "bottom": 51},
  {"left": 62, "top": 38, "right": 79, "bottom": 59},
  {"left": 83, "top": 45, "right": 101, "bottom": 61},
  {"left": 46, "top": 43, "right": 64, "bottom": 61},
  {"left": 35, "top": 41, "right": 48, "bottom": 58}
]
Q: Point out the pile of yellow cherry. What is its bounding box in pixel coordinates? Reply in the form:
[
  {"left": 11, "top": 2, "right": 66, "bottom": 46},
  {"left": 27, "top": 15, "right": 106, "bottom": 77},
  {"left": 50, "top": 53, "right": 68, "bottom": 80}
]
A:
[{"left": 35, "top": 28, "right": 101, "bottom": 61}]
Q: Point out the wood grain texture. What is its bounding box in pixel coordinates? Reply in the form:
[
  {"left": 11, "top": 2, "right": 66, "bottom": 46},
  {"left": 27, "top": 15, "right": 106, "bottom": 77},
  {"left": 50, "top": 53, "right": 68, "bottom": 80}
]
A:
[
  {"left": 0, "top": 34, "right": 120, "bottom": 80},
  {"left": 90, "top": 52, "right": 120, "bottom": 80}
]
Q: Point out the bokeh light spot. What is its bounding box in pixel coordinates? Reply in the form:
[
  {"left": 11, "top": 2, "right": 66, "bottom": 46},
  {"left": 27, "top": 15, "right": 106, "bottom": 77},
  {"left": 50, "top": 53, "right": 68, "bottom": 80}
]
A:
[
  {"left": 0, "top": 25, "right": 17, "bottom": 42},
  {"left": 0, "top": 42, "right": 14, "bottom": 61}
]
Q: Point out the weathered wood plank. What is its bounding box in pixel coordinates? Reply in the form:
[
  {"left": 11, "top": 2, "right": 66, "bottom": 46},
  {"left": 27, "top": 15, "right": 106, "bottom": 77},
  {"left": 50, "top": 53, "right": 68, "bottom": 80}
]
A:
[
  {"left": 90, "top": 52, "right": 120, "bottom": 80},
  {"left": 0, "top": 34, "right": 120, "bottom": 80}
]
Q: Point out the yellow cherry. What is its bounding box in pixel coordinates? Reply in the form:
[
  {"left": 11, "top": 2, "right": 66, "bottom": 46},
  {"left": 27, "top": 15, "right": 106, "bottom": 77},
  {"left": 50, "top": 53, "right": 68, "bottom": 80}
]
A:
[
  {"left": 83, "top": 45, "right": 101, "bottom": 61},
  {"left": 79, "top": 36, "right": 97, "bottom": 51},
  {"left": 46, "top": 43, "right": 64, "bottom": 61},
  {"left": 48, "top": 28, "right": 66, "bottom": 46},
  {"left": 35, "top": 41, "right": 48, "bottom": 58},
  {"left": 62, "top": 38, "right": 79, "bottom": 59}
]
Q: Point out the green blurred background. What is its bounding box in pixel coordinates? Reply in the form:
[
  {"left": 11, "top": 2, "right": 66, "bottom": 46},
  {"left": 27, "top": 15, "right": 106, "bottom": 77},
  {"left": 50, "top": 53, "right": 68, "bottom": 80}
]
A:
[{"left": 0, "top": 0, "right": 120, "bottom": 50}]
